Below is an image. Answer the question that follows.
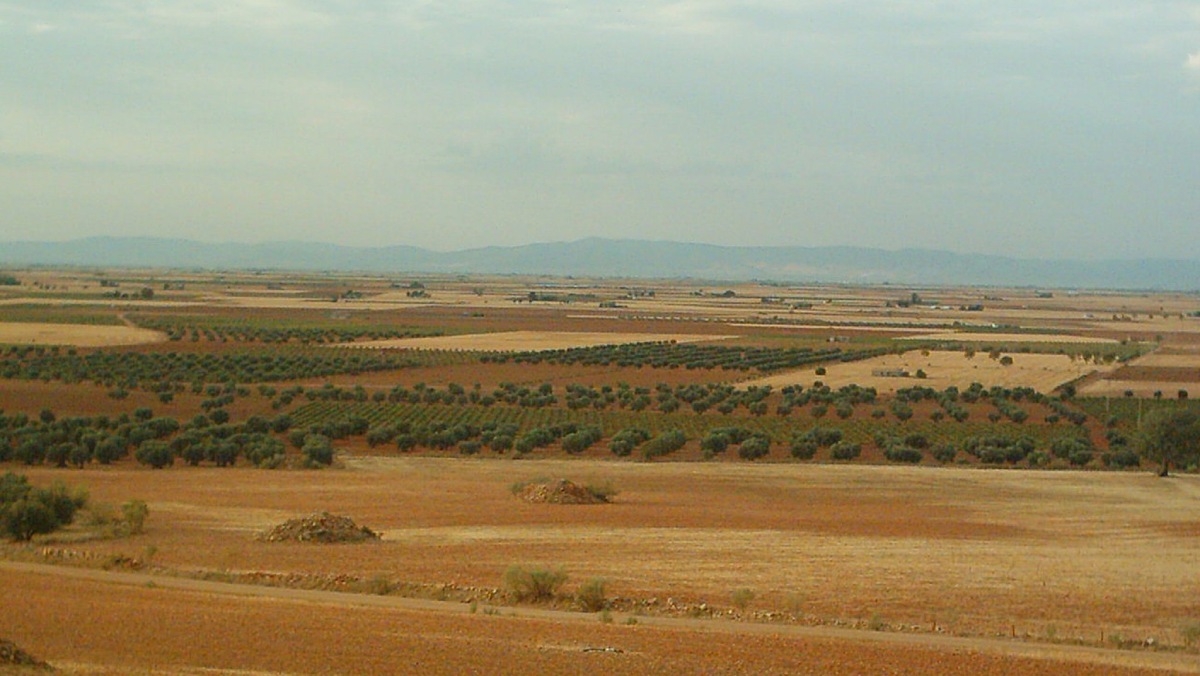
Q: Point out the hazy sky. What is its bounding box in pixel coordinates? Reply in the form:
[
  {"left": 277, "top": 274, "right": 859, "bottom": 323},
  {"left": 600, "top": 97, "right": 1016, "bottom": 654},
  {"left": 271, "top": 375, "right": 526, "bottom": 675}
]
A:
[{"left": 2, "top": 2, "right": 1198, "bottom": 259}]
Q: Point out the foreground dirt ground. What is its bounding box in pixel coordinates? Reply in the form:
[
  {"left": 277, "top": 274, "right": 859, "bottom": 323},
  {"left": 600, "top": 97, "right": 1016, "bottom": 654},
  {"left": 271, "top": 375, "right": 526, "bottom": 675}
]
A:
[
  {"left": 6, "top": 459, "right": 1200, "bottom": 669},
  {"left": 3, "top": 565, "right": 1194, "bottom": 675}
]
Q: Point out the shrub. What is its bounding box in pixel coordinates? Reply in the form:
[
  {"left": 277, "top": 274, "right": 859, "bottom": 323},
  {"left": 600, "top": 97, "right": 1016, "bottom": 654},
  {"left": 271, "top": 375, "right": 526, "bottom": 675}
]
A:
[
  {"left": 931, "top": 444, "right": 956, "bottom": 463},
  {"left": 302, "top": 434, "right": 335, "bottom": 466},
  {"left": 804, "top": 427, "right": 843, "bottom": 448},
  {"left": 903, "top": 433, "right": 929, "bottom": 449},
  {"left": 1104, "top": 449, "right": 1140, "bottom": 469},
  {"left": 641, "top": 430, "right": 686, "bottom": 459},
  {"left": 1027, "top": 451, "right": 1051, "bottom": 467},
  {"left": 609, "top": 427, "right": 651, "bottom": 457},
  {"left": 884, "top": 446, "right": 923, "bottom": 464},
  {"left": 0, "top": 473, "right": 88, "bottom": 541},
  {"left": 1050, "top": 436, "right": 1091, "bottom": 460},
  {"left": 135, "top": 440, "right": 174, "bottom": 469},
  {"left": 699, "top": 432, "right": 730, "bottom": 455},
  {"left": 561, "top": 427, "right": 602, "bottom": 454},
  {"left": 576, "top": 577, "right": 608, "bottom": 612},
  {"left": 122, "top": 499, "right": 149, "bottom": 535},
  {"left": 830, "top": 441, "right": 862, "bottom": 460},
  {"left": 1069, "top": 450, "right": 1093, "bottom": 467},
  {"left": 737, "top": 435, "right": 771, "bottom": 461},
  {"left": 503, "top": 565, "right": 567, "bottom": 602},
  {"left": 731, "top": 587, "right": 755, "bottom": 611},
  {"left": 790, "top": 439, "right": 818, "bottom": 460}
]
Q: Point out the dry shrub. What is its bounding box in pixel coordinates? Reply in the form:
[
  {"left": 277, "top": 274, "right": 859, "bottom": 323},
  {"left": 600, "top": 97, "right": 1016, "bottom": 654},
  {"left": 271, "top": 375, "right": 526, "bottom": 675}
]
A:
[
  {"left": 503, "top": 565, "right": 567, "bottom": 602},
  {"left": 576, "top": 577, "right": 608, "bottom": 612},
  {"left": 0, "top": 638, "right": 51, "bottom": 670}
]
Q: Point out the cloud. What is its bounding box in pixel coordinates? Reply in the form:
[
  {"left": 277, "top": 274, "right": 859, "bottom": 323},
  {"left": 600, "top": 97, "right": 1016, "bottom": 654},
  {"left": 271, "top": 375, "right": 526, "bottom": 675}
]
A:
[{"left": 1188, "top": 52, "right": 1200, "bottom": 70}]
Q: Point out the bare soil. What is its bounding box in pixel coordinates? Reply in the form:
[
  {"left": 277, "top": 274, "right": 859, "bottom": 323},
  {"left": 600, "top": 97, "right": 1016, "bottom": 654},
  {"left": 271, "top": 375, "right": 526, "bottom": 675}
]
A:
[
  {"left": 8, "top": 459, "right": 1199, "bottom": 653},
  {"left": 2, "top": 563, "right": 1191, "bottom": 675}
]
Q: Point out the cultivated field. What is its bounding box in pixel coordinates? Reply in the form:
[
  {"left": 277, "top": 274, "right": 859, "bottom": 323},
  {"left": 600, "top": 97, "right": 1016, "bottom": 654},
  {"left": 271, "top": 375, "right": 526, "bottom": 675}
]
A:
[
  {"left": 901, "top": 331, "right": 1118, "bottom": 344},
  {"left": 1079, "top": 347, "right": 1200, "bottom": 398},
  {"left": 2, "top": 268, "right": 1199, "bottom": 674},
  {"left": 341, "top": 330, "right": 734, "bottom": 352},
  {"left": 6, "top": 459, "right": 1200, "bottom": 674},
  {"left": 741, "top": 349, "right": 1114, "bottom": 393},
  {"left": 0, "top": 321, "right": 165, "bottom": 347}
]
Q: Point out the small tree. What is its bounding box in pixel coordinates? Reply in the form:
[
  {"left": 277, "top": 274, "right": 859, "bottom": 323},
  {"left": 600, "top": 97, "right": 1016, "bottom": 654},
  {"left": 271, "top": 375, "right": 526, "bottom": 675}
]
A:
[
  {"left": 135, "top": 440, "right": 174, "bottom": 469},
  {"left": 303, "top": 434, "right": 335, "bottom": 466},
  {"left": 0, "top": 473, "right": 88, "bottom": 541}
]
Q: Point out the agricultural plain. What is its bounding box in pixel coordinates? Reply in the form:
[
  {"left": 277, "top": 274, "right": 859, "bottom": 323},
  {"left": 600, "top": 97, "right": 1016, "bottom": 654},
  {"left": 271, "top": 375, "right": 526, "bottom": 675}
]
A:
[{"left": 1, "top": 268, "right": 1199, "bottom": 674}]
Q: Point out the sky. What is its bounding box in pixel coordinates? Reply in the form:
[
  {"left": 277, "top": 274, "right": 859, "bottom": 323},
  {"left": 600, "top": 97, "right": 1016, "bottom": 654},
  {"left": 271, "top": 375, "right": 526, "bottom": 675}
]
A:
[{"left": 1, "top": 1, "right": 1198, "bottom": 260}]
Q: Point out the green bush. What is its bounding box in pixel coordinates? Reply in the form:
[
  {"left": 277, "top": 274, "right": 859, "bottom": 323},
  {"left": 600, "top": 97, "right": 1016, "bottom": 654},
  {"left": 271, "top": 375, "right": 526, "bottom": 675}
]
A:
[
  {"left": 884, "top": 446, "right": 923, "bottom": 464},
  {"left": 302, "top": 434, "right": 335, "bottom": 466},
  {"left": 0, "top": 473, "right": 88, "bottom": 541},
  {"left": 790, "top": 438, "right": 818, "bottom": 460},
  {"left": 135, "top": 440, "right": 174, "bottom": 469},
  {"left": 699, "top": 432, "right": 730, "bottom": 455},
  {"left": 737, "top": 435, "right": 771, "bottom": 461},
  {"left": 641, "top": 430, "right": 686, "bottom": 459},
  {"left": 830, "top": 441, "right": 862, "bottom": 460},
  {"left": 1104, "top": 448, "right": 1140, "bottom": 469},
  {"left": 931, "top": 444, "right": 956, "bottom": 463},
  {"left": 1069, "top": 450, "right": 1093, "bottom": 466}
]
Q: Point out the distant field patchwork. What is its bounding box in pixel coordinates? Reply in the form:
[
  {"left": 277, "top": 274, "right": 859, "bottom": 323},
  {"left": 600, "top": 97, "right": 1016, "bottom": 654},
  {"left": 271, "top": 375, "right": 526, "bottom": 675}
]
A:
[{"left": 341, "top": 330, "right": 734, "bottom": 352}]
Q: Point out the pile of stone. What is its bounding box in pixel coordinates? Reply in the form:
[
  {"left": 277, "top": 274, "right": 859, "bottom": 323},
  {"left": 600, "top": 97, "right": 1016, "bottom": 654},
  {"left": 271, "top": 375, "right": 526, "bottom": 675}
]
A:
[
  {"left": 257, "top": 512, "right": 381, "bottom": 543},
  {"left": 515, "top": 479, "right": 606, "bottom": 505},
  {"left": 0, "top": 639, "right": 51, "bottom": 670}
]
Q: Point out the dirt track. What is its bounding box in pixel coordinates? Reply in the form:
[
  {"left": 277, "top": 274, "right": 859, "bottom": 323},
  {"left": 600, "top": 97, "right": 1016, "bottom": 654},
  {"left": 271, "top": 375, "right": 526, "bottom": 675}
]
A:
[{"left": 2, "top": 561, "right": 1195, "bottom": 675}]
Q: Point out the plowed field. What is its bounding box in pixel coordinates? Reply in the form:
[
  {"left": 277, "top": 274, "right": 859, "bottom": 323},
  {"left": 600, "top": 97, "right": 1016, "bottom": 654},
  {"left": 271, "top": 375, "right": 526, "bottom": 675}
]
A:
[{"left": 8, "top": 457, "right": 1199, "bottom": 670}]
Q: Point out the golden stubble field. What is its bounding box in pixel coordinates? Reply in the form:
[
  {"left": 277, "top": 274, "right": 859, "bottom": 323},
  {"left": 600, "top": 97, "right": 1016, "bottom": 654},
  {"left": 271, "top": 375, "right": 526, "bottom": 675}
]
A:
[
  {"left": 0, "top": 322, "right": 165, "bottom": 347},
  {"left": 741, "top": 349, "right": 1114, "bottom": 392},
  {"left": 12, "top": 459, "right": 1200, "bottom": 656}
]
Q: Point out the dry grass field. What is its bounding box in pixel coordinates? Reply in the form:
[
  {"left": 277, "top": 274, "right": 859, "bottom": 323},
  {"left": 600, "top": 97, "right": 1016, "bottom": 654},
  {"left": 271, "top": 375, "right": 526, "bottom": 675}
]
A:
[
  {"left": 900, "top": 331, "right": 1118, "bottom": 344},
  {"left": 741, "top": 349, "right": 1114, "bottom": 392},
  {"left": 0, "top": 321, "right": 165, "bottom": 347}
]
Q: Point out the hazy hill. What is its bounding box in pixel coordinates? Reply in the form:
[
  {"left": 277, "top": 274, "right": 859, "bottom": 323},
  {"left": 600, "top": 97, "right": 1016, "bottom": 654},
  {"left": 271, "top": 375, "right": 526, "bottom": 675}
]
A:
[{"left": 1, "top": 236, "right": 1197, "bottom": 290}]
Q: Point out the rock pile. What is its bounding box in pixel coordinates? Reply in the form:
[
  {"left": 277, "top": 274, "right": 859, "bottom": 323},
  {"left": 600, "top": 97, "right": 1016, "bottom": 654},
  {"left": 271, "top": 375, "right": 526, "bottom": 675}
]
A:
[
  {"left": 257, "top": 512, "right": 380, "bottom": 543},
  {"left": 0, "top": 639, "right": 51, "bottom": 670},
  {"left": 515, "top": 479, "right": 606, "bottom": 505}
]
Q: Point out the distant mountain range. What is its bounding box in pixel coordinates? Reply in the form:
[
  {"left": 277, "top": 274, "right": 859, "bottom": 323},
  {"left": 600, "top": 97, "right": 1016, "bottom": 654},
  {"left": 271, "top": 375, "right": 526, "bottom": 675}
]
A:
[{"left": 1, "top": 236, "right": 1198, "bottom": 290}]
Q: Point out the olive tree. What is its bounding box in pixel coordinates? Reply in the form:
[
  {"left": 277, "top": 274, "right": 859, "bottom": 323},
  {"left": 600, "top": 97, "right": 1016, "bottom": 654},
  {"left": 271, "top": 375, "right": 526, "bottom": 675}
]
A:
[{"left": 1135, "top": 408, "right": 1200, "bottom": 477}]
